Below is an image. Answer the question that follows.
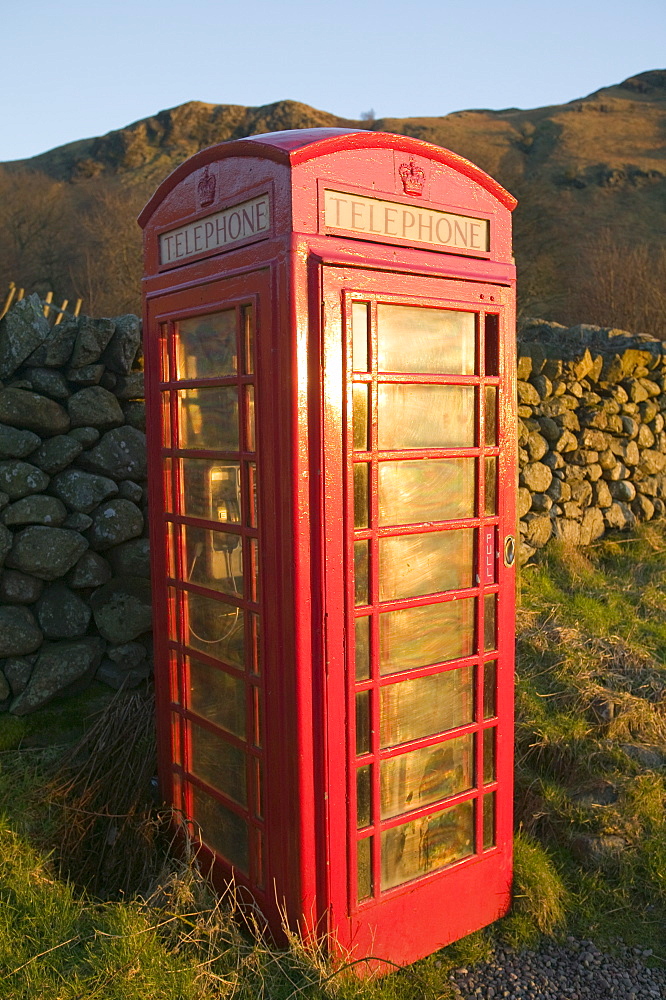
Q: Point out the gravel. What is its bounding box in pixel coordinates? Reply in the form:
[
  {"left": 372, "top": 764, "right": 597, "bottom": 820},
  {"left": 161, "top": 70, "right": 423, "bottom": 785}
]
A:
[{"left": 449, "top": 938, "right": 666, "bottom": 1000}]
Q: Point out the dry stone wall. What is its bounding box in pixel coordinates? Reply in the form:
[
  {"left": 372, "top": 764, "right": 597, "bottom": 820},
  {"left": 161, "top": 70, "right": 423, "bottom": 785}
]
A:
[
  {"left": 0, "top": 295, "right": 149, "bottom": 714},
  {"left": 518, "top": 319, "right": 666, "bottom": 565}
]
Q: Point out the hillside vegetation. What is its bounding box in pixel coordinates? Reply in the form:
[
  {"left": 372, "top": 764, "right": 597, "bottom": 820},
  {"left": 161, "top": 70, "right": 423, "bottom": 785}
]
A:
[
  {"left": 2, "top": 523, "right": 666, "bottom": 996},
  {"left": 0, "top": 71, "right": 664, "bottom": 326}
]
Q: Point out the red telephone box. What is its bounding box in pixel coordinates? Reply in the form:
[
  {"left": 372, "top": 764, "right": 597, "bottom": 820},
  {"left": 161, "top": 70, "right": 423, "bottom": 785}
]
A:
[{"left": 139, "top": 128, "right": 517, "bottom": 969}]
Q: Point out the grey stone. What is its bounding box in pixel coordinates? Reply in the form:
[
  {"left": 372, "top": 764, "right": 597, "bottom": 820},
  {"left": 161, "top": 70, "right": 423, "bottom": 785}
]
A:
[
  {"left": 586, "top": 463, "right": 603, "bottom": 482},
  {"left": 579, "top": 428, "right": 610, "bottom": 451},
  {"left": 621, "top": 414, "right": 639, "bottom": 438},
  {"left": 525, "top": 431, "right": 548, "bottom": 462},
  {"left": 654, "top": 498, "right": 666, "bottom": 518},
  {"left": 91, "top": 577, "right": 152, "bottom": 642},
  {"left": 2, "top": 495, "right": 67, "bottom": 527},
  {"left": 6, "top": 525, "right": 88, "bottom": 580},
  {"left": 621, "top": 744, "right": 665, "bottom": 769},
  {"left": 9, "top": 637, "right": 105, "bottom": 715},
  {"left": 114, "top": 370, "right": 145, "bottom": 399},
  {"left": 580, "top": 507, "right": 605, "bottom": 544},
  {"left": 0, "top": 671, "right": 9, "bottom": 702},
  {"left": 552, "top": 518, "right": 581, "bottom": 545},
  {"left": 2, "top": 657, "right": 32, "bottom": 696},
  {"left": 27, "top": 316, "right": 78, "bottom": 367},
  {"left": 632, "top": 493, "right": 655, "bottom": 521},
  {"left": 562, "top": 501, "right": 583, "bottom": 520},
  {"left": 0, "top": 606, "right": 42, "bottom": 657},
  {"left": 87, "top": 499, "right": 143, "bottom": 551},
  {"left": 628, "top": 380, "right": 649, "bottom": 403},
  {"left": 102, "top": 316, "right": 141, "bottom": 375},
  {"left": 0, "top": 388, "right": 70, "bottom": 436},
  {"left": 0, "top": 424, "right": 41, "bottom": 459},
  {"left": 553, "top": 429, "right": 578, "bottom": 453},
  {"left": 517, "top": 487, "right": 532, "bottom": 519},
  {"left": 69, "top": 316, "right": 115, "bottom": 368},
  {"left": 523, "top": 513, "right": 552, "bottom": 548},
  {"left": 68, "top": 550, "right": 112, "bottom": 588},
  {"left": 99, "top": 371, "right": 117, "bottom": 390},
  {"left": 106, "top": 537, "right": 150, "bottom": 578},
  {"left": 592, "top": 480, "right": 613, "bottom": 508},
  {"left": 537, "top": 416, "right": 560, "bottom": 442},
  {"left": 67, "top": 386, "right": 124, "bottom": 430},
  {"left": 0, "top": 523, "right": 11, "bottom": 567},
  {"left": 569, "top": 448, "right": 598, "bottom": 466},
  {"left": 107, "top": 641, "right": 147, "bottom": 668},
  {"left": 63, "top": 512, "right": 93, "bottom": 531},
  {"left": 121, "top": 400, "right": 146, "bottom": 431},
  {"left": 517, "top": 380, "right": 540, "bottom": 407},
  {"left": 78, "top": 426, "right": 147, "bottom": 481},
  {"left": 65, "top": 363, "right": 104, "bottom": 386},
  {"left": 603, "top": 461, "right": 630, "bottom": 482},
  {"left": 531, "top": 492, "right": 552, "bottom": 512},
  {"left": 543, "top": 451, "right": 565, "bottom": 470},
  {"left": 50, "top": 468, "right": 118, "bottom": 513},
  {"left": 598, "top": 448, "right": 617, "bottom": 471},
  {"left": 0, "top": 569, "right": 43, "bottom": 604},
  {"left": 96, "top": 658, "right": 149, "bottom": 690},
  {"left": 529, "top": 374, "right": 552, "bottom": 400},
  {"left": 570, "top": 780, "right": 618, "bottom": 808},
  {"left": 0, "top": 294, "right": 50, "bottom": 378},
  {"left": 547, "top": 478, "right": 571, "bottom": 502},
  {"left": 516, "top": 356, "right": 532, "bottom": 380},
  {"left": 609, "top": 480, "right": 637, "bottom": 502},
  {"left": 117, "top": 480, "right": 143, "bottom": 503},
  {"left": 520, "top": 462, "right": 552, "bottom": 493},
  {"left": 68, "top": 426, "right": 99, "bottom": 447},
  {"left": 571, "top": 834, "right": 627, "bottom": 869},
  {"left": 604, "top": 502, "right": 636, "bottom": 531},
  {"left": 36, "top": 583, "right": 91, "bottom": 639},
  {"left": 24, "top": 367, "right": 70, "bottom": 401},
  {"left": 0, "top": 461, "right": 49, "bottom": 500},
  {"left": 640, "top": 423, "right": 658, "bottom": 449},
  {"left": 30, "top": 434, "right": 83, "bottom": 474},
  {"left": 638, "top": 450, "right": 666, "bottom": 476}
]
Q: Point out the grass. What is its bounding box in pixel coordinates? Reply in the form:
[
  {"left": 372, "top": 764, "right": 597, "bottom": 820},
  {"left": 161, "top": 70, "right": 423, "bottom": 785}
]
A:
[{"left": 3, "top": 521, "right": 666, "bottom": 994}]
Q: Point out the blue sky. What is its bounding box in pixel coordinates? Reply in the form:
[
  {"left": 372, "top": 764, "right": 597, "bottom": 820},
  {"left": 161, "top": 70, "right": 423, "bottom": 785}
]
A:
[{"left": 2, "top": 0, "right": 665, "bottom": 162}]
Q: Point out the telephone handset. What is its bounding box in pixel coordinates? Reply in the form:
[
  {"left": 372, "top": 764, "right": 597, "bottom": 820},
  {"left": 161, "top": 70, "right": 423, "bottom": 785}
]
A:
[{"left": 209, "top": 465, "right": 241, "bottom": 556}]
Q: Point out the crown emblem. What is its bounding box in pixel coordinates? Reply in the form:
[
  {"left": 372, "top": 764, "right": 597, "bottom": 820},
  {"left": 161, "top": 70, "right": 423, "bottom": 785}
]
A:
[
  {"left": 197, "top": 166, "right": 216, "bottom": 207},
  {"left": 399, "top": 159, "right": 426, "bottom": 196}
]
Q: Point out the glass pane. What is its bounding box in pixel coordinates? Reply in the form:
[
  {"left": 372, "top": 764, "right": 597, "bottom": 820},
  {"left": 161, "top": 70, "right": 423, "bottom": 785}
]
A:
[
  {"left": 184, "top": 591, "right": 245, "bottom": 667},
  {"left": 166, "top": 520, "right": 176, "bottom": 578},
  {"left": 159, "top": 322, "right": 170, "bottom": 381},
  {"left": 247, "top": 462, "right": 258, "bottom": 526},
  {"left": 252, "top": 687, "right": 262, "bottom": 748},
  {"left": 353, "top": 384, "right": 369, "bottom": 450},
  {"left": 162, "top": 391, "right": 172, "bottom": 446},
  {"left": 357, "top": 837, "right": 372, "bottom": 901},
  {"left": 355, "top": 616, "right": 370, "bottom": 681},
  {"left": 484, "top": 314, "right": 499, "bottom": 376},
  {"left": 380, "top": 733, "right": 473, "bottom": 819},
  {"left": 249, "top": 538, "right": 259, "bottom": 602},
  {"left": 356, "top": 690, "right": 371, "bottom": 755},
  {"left": 377, "top": 305, "right": 475, "bottom": 374},
  {"left": 483, "top": 792, "right": 496, "bottom": 849},
  {"left": 192, "top": 785, "right": 248, "bottom": 873},
  {"left": 182, "top": 523, "right": 243, "bottom": 597},
  {"left": 483, "top": 660, "right": 497, "bottom": 719},
  {"left": 484, "top": 594, "right": 497, "bottom": 652},
  {"left": 245, "top": 385, "right": 255, "bottom": 451},
  {"left": 379, "top": 458, "right": 475, "bottom": 526},
  {"left": 354, "top": 540, "right": 369, "bottom": 606},
  {"left": 379, "top": 598, "right": 475, "bottom": 675},
  {"left": 176, "top": 460, "right": 241, "bottom": 522},
  {"left": 379, "top": 666, "right": 473, "bottom": 747},
  {"left": 352, "top": 302, "right": 369, "bottom": 372},
  {"left": 483, "top": 727, "right": 496, "bottom": 784},
  {"left": 484, "top": 457, "right": 497, "bottom": 516},
  {"left": 176, "top": 310, "right": 237, "bottom": 379},
  {"left": 353, "top": 463, "right": 369, "bottom": 529},
  {"left": 485, "top": 385, "right": 497, "bottom": 446},
  {"left": 378, "top": 385, "right": 474, "bottom": 450},
  {"left": 250, "top": 613, "right": 260, "bottom": 675},
  {"left": 188, "top": 656, "right": 245, "bottom": 739},
  {"left": 242, "top": 304, "right": 254, "bottom": 375},
  {"left": 357, "top": 765, "right": 371, "bottom": 827},
  {"left": 379, "top": 529, "right": 474, "bottom": 601},
  {"left": 189, "top": 721, "right": 247, "bottom": 806},
  {"left": 381, "top": 799, "right": 474, "bottom": 890},
  {"left": 255, "top": 828, "right": 264, "bottom": 886},
  {"left": 254, "top": 758, "right": 263, "bottom": 819},
  {"left": 177, "top": 387, "right": 239, "bottom": 451}
]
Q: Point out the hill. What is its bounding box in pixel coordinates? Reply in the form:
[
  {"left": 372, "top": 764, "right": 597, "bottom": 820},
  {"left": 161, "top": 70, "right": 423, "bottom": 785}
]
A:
[{"left": 1, "top": 71, "right": 665, "bottom": 324}]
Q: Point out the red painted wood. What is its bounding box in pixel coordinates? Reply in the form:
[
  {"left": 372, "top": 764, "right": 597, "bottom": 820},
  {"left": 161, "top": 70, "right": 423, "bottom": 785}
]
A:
[{"left": 140, "top": 128, "right": 516, "bottom": 971}]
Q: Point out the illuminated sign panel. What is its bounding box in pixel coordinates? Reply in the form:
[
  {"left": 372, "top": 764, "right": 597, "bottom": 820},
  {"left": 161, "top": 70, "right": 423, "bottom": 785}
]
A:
[
  {"left": 160, "top": 194, "right": 270, "bottom": 264},
  {"left": 323, "top": 189, "right": 489, "bottom": 253}
]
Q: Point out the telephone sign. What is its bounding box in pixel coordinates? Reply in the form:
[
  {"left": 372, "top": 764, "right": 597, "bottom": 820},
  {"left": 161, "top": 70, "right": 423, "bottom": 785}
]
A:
[{"left": 139, "top": 128, "right": 517, "bottom": 970}]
